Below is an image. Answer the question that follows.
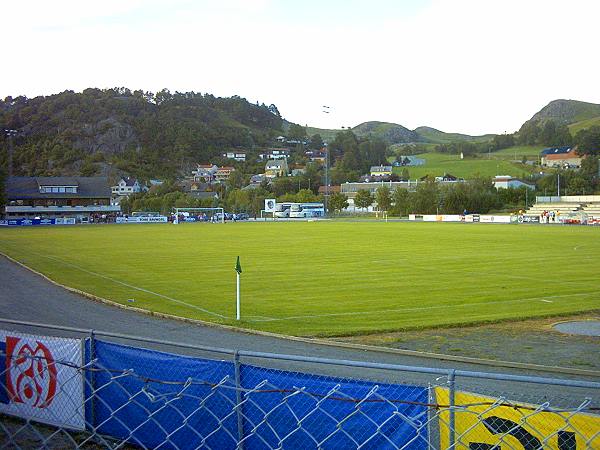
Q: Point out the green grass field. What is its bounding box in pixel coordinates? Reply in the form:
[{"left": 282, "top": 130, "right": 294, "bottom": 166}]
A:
[
  {"left": 1, "top": 222, "right": 598, "bottom": 337},
  {"left": 393, "top": 152, "right": 535, "bottom": 179},
  {"left": 569, "top": 116, "right": 600, "bottom": 135}
]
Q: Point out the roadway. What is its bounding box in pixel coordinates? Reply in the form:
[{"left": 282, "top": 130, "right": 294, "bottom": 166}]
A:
[{"left": 0, "top": 255, "right": 597, "bottom": 405}]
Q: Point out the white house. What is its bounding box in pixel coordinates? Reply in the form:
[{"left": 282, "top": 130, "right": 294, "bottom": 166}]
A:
[
  {"left": 111, "top": 177, "right": 142, "bottom": 197},
  {"left": 492, "top": 176, "right": 535, "bottom": 190},
  {"left": 222, "top": 151, "right": 247, "bottom": 162},
  {"left": 192, "top": 164, "right": 219, "bottom": 183}
]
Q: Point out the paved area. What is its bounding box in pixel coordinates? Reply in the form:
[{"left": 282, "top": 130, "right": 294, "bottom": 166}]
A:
[
  {"left": 553, "top": 320, "right": 600, "bottom": 337},
  {"left": 0, "top": 255, "right": 598, "bottom": 405}
]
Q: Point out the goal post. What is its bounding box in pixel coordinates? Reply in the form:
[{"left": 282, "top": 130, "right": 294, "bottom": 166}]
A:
[{"left": 173, "top": 207, "right": 225, "bottom": 223}]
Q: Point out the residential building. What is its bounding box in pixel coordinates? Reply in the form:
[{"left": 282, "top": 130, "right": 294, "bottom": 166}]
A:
[
  {"left": 265, "top": 159, "right": 289, "bottom": 178},
  {"left": 370, "top": 165, "right": 393, "bottom": 177},
  {"left": 434, "top": 173, "right": 463, "bottom": 182},
  {"left": 259, "top": 148, "right": 290, "bottom": 160},
  {"left": 111, "top": 177, "right": 142, "bottom": 197},
  {"left": 541, "top": 146, "right": 582, "bottom": 168},
  {"left": 215, "top": 166, "right": 235, "bottom": 182},
  {"left": 222, "top": 151, "right": 247, "bottom": 162},
  {"left": 250, "top": 174, "right": 267, "bottom": 184},
  {"left": 4, "top": 176, "right": 119, "bottom": 220},
  {"left": 192, "top": 164, "right": 219, "bottom": 183},
  {"left": 492, "top": 176, "right": 535, "bottom": 190},
  {"left": 149, "top": 179, "right": 164, "bottom": 187},
  {"left": 305, "top": 150, "right": 326, "bottom": 163}
]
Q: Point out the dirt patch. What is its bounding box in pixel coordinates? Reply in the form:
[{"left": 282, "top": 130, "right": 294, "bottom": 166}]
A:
[{"left": 333, "top": 313, "right": 600, "bottom": 370}]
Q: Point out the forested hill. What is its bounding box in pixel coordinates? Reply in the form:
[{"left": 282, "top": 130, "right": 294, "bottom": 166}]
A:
[{"left": 0, "top": 88, "right": 284, "bottom": 179}]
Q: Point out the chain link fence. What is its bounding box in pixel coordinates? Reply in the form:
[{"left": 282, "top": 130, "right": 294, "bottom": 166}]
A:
[{"left": 0, "top": 318, "right": 598, "bottom": 449}]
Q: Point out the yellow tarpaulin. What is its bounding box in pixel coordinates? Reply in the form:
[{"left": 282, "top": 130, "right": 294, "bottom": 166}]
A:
[{"left": 435, "top": 387, "right": 600, "bottom": 449}]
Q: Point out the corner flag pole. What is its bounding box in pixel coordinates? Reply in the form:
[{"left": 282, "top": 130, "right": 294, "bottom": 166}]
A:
[{"left": 235, "top": 256, "right": 242, "bottom": 320}]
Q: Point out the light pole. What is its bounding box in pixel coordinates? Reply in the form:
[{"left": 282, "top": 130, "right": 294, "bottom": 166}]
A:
[
  {"left": 4, "top": 129, "right": 17, "bottom": 178},
  {"left": 324, "top": 147, "right": 329, "bottom": 217},
  {"left": 321, "top": 106, "right": 332, "bottom": 218}
]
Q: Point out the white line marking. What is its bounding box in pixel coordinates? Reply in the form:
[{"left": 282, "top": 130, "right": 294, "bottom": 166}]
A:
[
  {"left": 249, "top": 291, "right": 600, "bottom": 322},
  {"left": 540, "top": 300, "right": 553, "bottom": 303},
  {"left": 32, "top": 253, "right": 232, "bottom": 319}
]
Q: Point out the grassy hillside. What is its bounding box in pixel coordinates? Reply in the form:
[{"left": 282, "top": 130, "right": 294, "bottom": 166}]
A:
[
  {"left": 1, "top": 222, "right": 598, "bottom": 336},
  {"left": 305, "top": 126, "right": 342, "bottom": 142},
  {"left": 529, "top": 99, "right": 600, "bottom": 125},
  {"left": 414, "top": 126, "right": 494, "bottom": 144},
  {"left": 568, "top": 116, "right": 600, "bottom": 135},
  {"left": 491, "top": 145, "right": 545, "bottom": 160},
  {"left": 352, "top": 121, "right": 419, "bottom": 144},
  {"left": 307, "top": 123, "right": 497, "bottom": 146},
  {"left": 393, "top": 152, "right": 535, "bottom": 179}
]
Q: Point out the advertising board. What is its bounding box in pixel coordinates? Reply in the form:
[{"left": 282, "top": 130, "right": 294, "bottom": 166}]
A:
[{"left": 0, "top": 331, "right": 85, "bottom": 430}]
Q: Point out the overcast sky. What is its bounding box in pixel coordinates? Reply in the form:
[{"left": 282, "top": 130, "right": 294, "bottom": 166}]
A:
[{"left": 2, "top": 0, "right": 599, "bottom": 135}]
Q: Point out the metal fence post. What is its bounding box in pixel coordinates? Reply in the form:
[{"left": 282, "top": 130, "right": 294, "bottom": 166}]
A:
[
  {"left": 234, "top": 351, "right": 245, "bottom": 449},
  {"left": 448, "top": 369, "right": 456, "bottom": 450},
  {"left": 89, "top": 329, "right": 96, "bottom": 431}
]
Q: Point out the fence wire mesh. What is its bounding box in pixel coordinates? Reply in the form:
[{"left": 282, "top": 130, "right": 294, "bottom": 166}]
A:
[{"left": 0, "top": 321, "right": 598, "bottom": 450}]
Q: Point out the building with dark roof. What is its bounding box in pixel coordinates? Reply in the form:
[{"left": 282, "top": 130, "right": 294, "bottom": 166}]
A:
[
  {"left": 540, "top": 146, "right": 582, "bottom": 168},
  {"left": 4, "top": 176, "right": 120, "bottom": 220}
]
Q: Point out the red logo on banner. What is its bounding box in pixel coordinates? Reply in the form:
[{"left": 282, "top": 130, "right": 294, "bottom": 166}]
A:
[{"left": 5, "top": 337, "right": 58, "bottom": 408}]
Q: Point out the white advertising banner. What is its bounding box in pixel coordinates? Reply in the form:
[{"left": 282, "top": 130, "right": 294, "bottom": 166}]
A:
[
  {"left": 479, "top": 215, "right": 511, "bottom": 223},
  {"left": 116, "top": 216, "right": 168, "bottom": 223},
  {"left": 441, "top": 215, "right": 462, "bottom": 222},
  {"left": 0, "top": 331, "right": 85, "bottom": 430},
  {"left": 264, "top": 199, "right": 277, "bottom": 213}
]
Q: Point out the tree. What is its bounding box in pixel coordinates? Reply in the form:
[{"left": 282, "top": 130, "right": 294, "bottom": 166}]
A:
[
  {"left": 375, "top": 186, "right": 392, "bottom": 212},
  {"left": 492, "top": 133, "right": 515, "bottom": 150},
  {"left": 226, "top": 189, "right": 250, "bottom": 213},
  {"left": 301, "top": 163, "right": 322, "bottom": 193},
  {"left": 413, "top": 180, "right": 439, "bottom": 214},
  {"left": 309, "top": 134, "right": 324, "bottom": 150},
  {"left": 539, "top": 120, "right": 557, "bottom": 146},
  {"left": 226, "top": 170, "right": 245, "bottom": 190},
  {"left": 271, "top": 176, "right": 297, "bottom": 197},
  {"left": 296, "top": 188, "right": 319, "bottom": 203},
  {"left": 517, "top": 121, "right": 540, "bottom": 146},
  {"left": 575, "top": 126, "right": 600, "bottom": 156},
  {"left": 328, "top": 192, "right": 348, "bottom": 214},
  {"left": 392, "top": 187, "right": 411, "bottom": 217},
  {"left": 288, "top": 124, "right": 307, "bottom": 141},
  {"left": 354, "top": 189, "right": 373, "bottom": 211}
]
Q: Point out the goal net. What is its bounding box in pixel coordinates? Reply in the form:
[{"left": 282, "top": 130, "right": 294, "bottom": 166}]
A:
[{"left": 173, "top": 207, "right": 225, "bottom": 224}]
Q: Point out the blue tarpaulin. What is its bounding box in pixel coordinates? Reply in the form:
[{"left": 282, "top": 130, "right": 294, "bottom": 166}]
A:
[
  {"left": 92, "top": 340, "right": 428, "bottom": 449},
  {"left": 240, "top": 365, "right": 428, "bottom": 449},
  {"left": 92, "top": 341, "right": 238, "bottom": 449}
]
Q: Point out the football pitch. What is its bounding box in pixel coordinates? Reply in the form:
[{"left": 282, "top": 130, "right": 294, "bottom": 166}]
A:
[{"left": 0, "top": 221, "right": 599, "bottom": 336}]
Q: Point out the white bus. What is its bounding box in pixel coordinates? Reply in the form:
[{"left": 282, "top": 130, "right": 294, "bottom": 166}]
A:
[
  {"left": 289, "top": 202, "right": 325, "bottom": 218},
  {"left": 273, "top": 202, "right": 293, "bottom": 218}
]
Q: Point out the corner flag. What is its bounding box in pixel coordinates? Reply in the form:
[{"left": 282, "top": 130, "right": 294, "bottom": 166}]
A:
[{"left": 235, "top": 256, "right": 242, "bottom": 321}]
